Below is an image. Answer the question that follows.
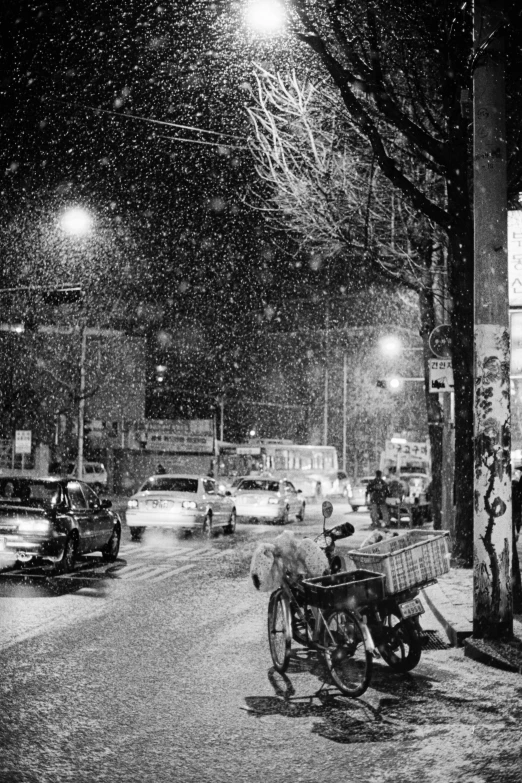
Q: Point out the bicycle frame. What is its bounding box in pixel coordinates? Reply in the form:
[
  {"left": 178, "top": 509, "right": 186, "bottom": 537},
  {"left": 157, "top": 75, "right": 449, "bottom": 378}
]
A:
[{"left": 279, "top": 573, "right": 377, "bottom": 656}]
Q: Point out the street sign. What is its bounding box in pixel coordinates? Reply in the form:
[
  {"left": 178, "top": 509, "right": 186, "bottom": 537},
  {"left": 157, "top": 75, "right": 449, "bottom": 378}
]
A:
[
  {"left": 429, "top": 324, "right": 452, "bottom": 358},
  {"left": 428, "top": 358, "right": 454, "bottom": 392},
  {"left": 384, "top": 440, "right": 429, "bottom": 461},
  {"left": 15, "top": 430, "right": 32, "bottom": 454}
]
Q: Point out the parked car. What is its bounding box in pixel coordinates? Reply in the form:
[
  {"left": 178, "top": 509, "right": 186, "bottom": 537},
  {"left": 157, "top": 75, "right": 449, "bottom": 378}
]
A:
[
  {"left": 348, "top": 475, "right": 375, "bottom": 512},
  {"left": 0, "top": 476, "right": 121, "bottom": 573},
  {"left": 230, "top": 477, "right": 305, "bottom": 524},
  {"left": 125, "top": 474, "right": 237, "bottom": 540}
]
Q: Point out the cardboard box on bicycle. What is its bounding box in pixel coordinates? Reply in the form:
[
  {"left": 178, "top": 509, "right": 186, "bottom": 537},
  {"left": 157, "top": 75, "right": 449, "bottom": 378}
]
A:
[
  {"left": 303, "top": 569, "right": 385, "bottom": 613},
  {"left": 348, "top": 529, "right": 450, "bottom": 594}
]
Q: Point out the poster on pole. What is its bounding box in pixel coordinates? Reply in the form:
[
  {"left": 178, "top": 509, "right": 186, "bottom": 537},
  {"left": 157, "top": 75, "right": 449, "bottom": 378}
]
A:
[
  {"left": 15, "top": 430, "right": 32, "bottom": 454},
  {"left": 428, "top": 359, "right": 454, "bottom": 393},
  {"left": 508, "top": 210, "right": 522, "bottom": 307}
]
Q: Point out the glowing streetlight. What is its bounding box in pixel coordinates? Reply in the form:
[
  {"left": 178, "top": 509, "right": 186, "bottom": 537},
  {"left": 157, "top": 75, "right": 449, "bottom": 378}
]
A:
[
  {"left": 58, "top": 206, "right": 94, "bottom": 236},
  {"left": 244, "top": 0, "right": 286, "bottom": 34},
  {"left": 379, "top": 334, "right": 403, "bottom": 358}
]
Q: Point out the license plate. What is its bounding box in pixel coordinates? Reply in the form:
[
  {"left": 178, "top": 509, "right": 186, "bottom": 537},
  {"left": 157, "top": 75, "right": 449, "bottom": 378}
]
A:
[{"left": 399, "top": 598, "right": 425, "bottom": 618}]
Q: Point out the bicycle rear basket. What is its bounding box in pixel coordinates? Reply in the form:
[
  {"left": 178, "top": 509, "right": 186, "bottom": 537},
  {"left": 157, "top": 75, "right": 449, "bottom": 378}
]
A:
[
  {"left": 302, "top": 569, "right": 385, "bottom": 612},
  {"left": 348, "top": 530, "right": 450, "bottom": 594}
]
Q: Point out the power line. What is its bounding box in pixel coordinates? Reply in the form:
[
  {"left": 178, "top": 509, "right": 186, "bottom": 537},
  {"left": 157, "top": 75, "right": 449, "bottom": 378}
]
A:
[
  {"left": 47, "top": 97, "right": 247, "bottom": 142},
  {"left": 157, "top": 134, "right": 248, "bottom": 151}
]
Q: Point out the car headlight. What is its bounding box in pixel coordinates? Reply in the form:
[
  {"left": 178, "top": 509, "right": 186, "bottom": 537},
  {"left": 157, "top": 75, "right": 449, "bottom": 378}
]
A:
[
  {"left": 127, "top": 499, "right": 138, "bottom": 509},
  {"left": 182, "top": 500, "right": 197, "bottom": 509},
  {"left": 17, "top": 520, "right": 51, "bottom": 534},
  {"left": 268, "top": 497, "right": 280, "bottom": 505}
]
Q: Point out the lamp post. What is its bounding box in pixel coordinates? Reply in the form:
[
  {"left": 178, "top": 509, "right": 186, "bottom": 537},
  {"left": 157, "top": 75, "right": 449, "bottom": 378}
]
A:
[{"left": 58, "top": 206, "right": 94, "bottom": 480}]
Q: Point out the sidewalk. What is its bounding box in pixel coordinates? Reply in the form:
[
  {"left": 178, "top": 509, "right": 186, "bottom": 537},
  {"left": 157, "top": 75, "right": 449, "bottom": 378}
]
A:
[{"left": 423, "top": 565, "right": 522, "bottom": 673}]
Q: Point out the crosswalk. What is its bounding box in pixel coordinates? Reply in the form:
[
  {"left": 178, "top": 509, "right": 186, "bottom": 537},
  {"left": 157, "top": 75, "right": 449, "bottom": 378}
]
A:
[{"left": 115, "top": 542, "right": 229, "bottom": 583}]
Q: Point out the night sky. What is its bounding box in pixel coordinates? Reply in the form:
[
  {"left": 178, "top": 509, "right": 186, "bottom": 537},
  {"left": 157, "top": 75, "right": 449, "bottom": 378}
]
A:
[{"left": 0, "top": 1, "right": 402, "bottom": 443}]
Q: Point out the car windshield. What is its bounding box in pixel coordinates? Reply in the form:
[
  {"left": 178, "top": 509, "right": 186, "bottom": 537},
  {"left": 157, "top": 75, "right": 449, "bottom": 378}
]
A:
[
  {"left": 141, "top": 477, "right": 198, "bottom": 493},
  {"left": 238, "top": 479, "right": 280, "bottom": 492},
  {"left": 0, "top": 478, "right": 62, "bottom": 507}
]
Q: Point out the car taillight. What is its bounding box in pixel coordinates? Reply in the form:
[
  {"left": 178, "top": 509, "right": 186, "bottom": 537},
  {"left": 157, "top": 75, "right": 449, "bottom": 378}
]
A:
[
  {"left": 17, "top": 519, "right": 51, "bottom": 534},
  {"left": 127, "top": 499, "right": 138, "bottom": 509}
]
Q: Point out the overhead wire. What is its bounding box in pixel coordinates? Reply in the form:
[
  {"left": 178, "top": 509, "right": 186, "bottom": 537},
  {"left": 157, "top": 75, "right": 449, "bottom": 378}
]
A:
[{"left": 46, "top": 97, "right": 249, "bottom": 150}]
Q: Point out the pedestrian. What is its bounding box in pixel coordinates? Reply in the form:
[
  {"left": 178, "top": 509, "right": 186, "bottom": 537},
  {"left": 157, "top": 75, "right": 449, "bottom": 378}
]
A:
[{"left": 365, "top": 469, "right": 391, "bottom": 529}]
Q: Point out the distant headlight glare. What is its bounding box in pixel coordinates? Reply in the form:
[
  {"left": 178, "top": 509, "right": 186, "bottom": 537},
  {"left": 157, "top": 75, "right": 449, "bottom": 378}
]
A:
[{"left": 182, "top": 500, "right": 197, "bottom": 509}]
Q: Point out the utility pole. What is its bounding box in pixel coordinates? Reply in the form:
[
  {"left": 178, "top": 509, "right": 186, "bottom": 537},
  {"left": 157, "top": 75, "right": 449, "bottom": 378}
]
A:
[
  {"left": 77, "top": 325, "right": 87, "bottom": 481},
  {"left": 342, "top": 353, "right": 347, "bottom": 472},
  {"left": 323, "top": 300, "right": 329, "bottom": 446},
  {"left": 472, "top": 0, "right": 512, "bottom": 639}
]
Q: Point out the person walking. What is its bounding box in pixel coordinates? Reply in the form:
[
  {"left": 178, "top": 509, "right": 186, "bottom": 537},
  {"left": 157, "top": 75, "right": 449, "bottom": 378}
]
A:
[{"left": 365, "top": 470, "right": 390, "bottom": 528}]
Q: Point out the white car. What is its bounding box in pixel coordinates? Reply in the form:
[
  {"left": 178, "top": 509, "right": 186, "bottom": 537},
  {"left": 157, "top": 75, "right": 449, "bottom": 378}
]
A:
[
  {"left": 125, "top": 474, "right": 237, "bottom": 541},
  {"left": 231, "top": 477, "right": 305, "bottom": 524}
]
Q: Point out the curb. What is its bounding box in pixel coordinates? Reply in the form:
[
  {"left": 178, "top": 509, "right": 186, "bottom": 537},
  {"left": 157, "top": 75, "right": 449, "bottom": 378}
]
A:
[
  {"left": 464, "top": 637, "right": 522, "bottom": 674},
  {"left": 421, "top": 582, "right": 473, "bottom": 648}
]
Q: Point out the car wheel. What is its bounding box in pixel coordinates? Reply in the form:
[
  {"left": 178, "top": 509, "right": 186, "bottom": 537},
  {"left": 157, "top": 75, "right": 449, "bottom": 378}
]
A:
[
  {"left": 202, "top": 513, "right": 213, "bottom": 538},
  {"left": 130, "top": 527, "right": 144, "bottom": 541},
  {"left": 278, "top": 506, "right": 289, "bottom": 525},
  {"left": 102, "top": 524, "right": 121, "bottom": 561},
  {"left": 52, "top": 533, "right": 77, "bottom": 575},
  {"left": 297, "top": 502, "right": 306, "bottom": 522},
  {"left": 225, "top": 509, "right": 237, "bottom": 535}
]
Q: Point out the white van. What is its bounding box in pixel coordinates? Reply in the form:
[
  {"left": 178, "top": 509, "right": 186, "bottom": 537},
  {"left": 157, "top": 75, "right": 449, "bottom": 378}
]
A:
[{"left": 67, "top": 461, "right": 108, "bottom": 492}]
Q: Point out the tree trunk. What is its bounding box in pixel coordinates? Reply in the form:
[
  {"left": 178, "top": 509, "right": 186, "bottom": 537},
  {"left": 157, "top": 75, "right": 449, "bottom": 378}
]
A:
[
  {"left": 418, "top": 278, "right": 443, "bottom": 530},
  {"left": 447, "top": 240, "right": 474, "bottom": 566}
]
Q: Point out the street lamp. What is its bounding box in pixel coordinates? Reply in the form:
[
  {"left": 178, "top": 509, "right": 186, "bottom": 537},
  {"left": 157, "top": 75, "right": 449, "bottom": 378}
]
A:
[
  {"left": 59, "top": 206, "right": 94, "bottom": 479},
  {"left": 244, "top": 0, "right": 286, "bottom": 33},
  {"left": 58, "top": 206, "right": 94, "bottom": 236},
  {"left": 379, "top": 334, "right": 403, "bottom": 358}
]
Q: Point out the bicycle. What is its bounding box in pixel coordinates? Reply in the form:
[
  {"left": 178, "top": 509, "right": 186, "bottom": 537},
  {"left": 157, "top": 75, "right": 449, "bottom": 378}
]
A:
[
  {"left": 267, "top": 502, "right": 450, "bottom": 694},
  {"left": 267, "top": 502, "right": 385, "bottom": 698}
]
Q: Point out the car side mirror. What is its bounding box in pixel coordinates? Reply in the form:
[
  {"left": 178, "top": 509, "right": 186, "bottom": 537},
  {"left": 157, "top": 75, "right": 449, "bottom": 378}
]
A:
[{"left": 101, "top": 498, "right": 112, "bottom": 509}]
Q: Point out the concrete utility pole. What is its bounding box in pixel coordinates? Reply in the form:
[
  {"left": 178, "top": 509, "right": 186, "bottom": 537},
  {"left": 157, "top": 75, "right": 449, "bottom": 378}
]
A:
[{"left": 473, "top": 0, "right": 512, "bottom": 638}]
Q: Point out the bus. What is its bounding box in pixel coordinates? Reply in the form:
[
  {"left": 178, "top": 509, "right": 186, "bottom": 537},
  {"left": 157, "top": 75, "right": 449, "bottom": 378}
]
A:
[{"left": 217, "top": 440, "right": 347, "bottom": 498}]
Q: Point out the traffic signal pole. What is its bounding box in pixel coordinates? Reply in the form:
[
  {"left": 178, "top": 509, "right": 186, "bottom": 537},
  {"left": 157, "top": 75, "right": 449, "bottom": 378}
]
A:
[{"left": 472, "top": 0, "right": 512, "bottom": 638}]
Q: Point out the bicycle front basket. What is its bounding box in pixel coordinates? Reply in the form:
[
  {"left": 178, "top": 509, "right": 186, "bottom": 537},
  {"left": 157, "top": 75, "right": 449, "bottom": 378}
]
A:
[{"left": 302, "top": 569, "right": 385, "bottom": 612}]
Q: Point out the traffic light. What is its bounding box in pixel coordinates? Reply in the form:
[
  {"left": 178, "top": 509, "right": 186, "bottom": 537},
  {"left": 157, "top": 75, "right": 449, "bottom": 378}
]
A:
[
  {"left": 41, "top": 286, "right": 84, "bottom": 306},
  {"left": 83, "top": 419, "right": 92, "bottom": 447}
]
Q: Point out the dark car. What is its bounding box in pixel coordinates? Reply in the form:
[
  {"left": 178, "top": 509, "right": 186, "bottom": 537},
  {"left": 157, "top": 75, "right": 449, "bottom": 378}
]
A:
[{"left": 0, "top": 476, "right": 121, "bottom": 574}]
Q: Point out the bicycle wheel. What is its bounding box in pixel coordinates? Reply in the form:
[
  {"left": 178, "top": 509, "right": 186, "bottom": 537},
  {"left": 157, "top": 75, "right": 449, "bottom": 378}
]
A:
[
  {"left": 267, "top": 589, "right": 292, "bottom": 672},
  {"left": 323, "top": 609, "right": 373, "bottom": 697},
  {"left": 380, "top": 611, "right": 422, "bottom": 672}
]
